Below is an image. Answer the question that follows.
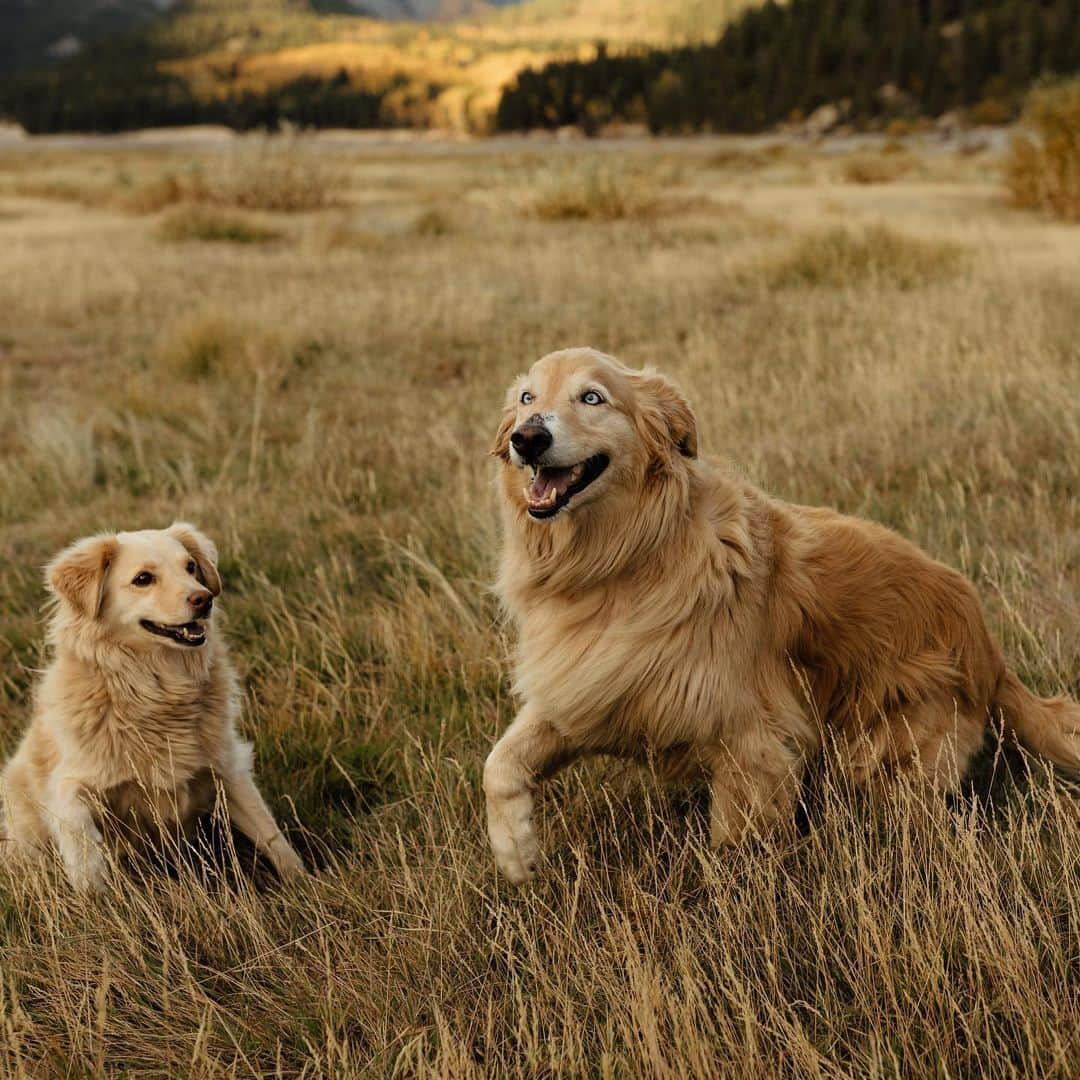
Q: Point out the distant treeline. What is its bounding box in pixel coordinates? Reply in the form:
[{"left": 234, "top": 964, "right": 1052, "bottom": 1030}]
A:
[
  {"left": 0, "top": 48, "right": 393, "bottom": 134},
  {"left": 496, "top": 0, "right": 1080, "bottom": 133},
  {"left": 4, "top": 0, "right": 1079, "bottom": 134}
]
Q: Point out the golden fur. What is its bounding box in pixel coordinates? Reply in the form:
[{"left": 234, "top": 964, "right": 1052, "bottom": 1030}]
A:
[
  {"left": 484, "top": 348, "right": 1080, "bottom": 883},
  {"left": 0, "top": 524, "right": 304, "bottom": 891}
]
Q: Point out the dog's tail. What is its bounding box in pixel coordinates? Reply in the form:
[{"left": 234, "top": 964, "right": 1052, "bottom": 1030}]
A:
[{"left": 994, "top": 669, "right": 1080, "bottom": 773}]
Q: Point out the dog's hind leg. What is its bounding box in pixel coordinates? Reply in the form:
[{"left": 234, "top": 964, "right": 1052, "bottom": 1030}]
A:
[
  {"left": 484, "top": 705, "right": 578, "bottom": 885},
  {"left": 843, "top": 691, "right": 987, "bottom": 795}
]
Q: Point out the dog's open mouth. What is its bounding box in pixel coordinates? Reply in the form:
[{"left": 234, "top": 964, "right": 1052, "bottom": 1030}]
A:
[
  {"left": 140, "top": 619, "right": 208, "bottom": 647},
  {"left": 524, "top": 454, "right": 609, "bottom": 519}
]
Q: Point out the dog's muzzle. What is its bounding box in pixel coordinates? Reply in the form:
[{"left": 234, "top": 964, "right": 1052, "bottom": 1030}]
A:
[{"left": 510, "top": 419, "right": 552, "bottom": 465}]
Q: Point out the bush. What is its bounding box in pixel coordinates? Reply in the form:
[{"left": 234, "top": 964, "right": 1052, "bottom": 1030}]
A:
[
  {"left": 116, "top": 174, "right": 189, "bottom": 214},
  {"left": 970, "top": 98, "right": 1013, "bottom": 126},
  {"left": 755, "top": 225, "right": 970, "bottom": 290},
  {"left": 531, "top": 161, "right": 659, "bottom": 222},
  {"left": 841, "top": 153, "right": 915, "bottom": 185},
  {"left": 1005, "top": 78, "right": 1080, "bottom": 222},
  {"left": 201, "top": 132, "right": 345, "bottom": 213},
  {"left": 411, "top": 207, "right": 455, "bottom": 237},
  {"left": 157, "top": 310, "right": 253, "bottom": 381},
  {"left": 157, "top": 205, "right": 283, "bottom": 244}
]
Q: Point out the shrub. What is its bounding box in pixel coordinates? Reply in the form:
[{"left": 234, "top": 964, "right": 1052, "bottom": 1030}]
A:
[
  {"left": 201, "top": 131, "right": 345, "bottom": 213},
  {"left": 156, "top": 308, "right": 325, "bottom": 388},
  {"left": 841, "top": 153, "right": 914, "bottom": 184},
  {"left": 157, "top": 310, "right": 253, "bottom": 381},
  {"left": 755, "top": 225, "right": 970, "bottom": 290},
  {"left": 411, "top": 207, "right": 455, "bottom": 237},
  {"left": 157, "top": 205, "right": 283, "bottom": 244},
  {"left": 885, "top": 117, "right": 917, "bottom": 137},
  {"left": 970, "top": 97, "right": 1013, "bottom": 126},
  {"left": 705, "top": 144, "right": 791, "bottom": 172},
  {"left": 1005, "top": 78, "right": 1080, "bottom": 222},
  {"left": 115, "top": 174, "right": 189, "bottom": 214},
  {"left": 531, "top": 161, "right": 659, "bottom": 222}
]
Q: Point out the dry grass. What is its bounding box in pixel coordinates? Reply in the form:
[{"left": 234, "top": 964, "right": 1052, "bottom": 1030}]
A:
[
  {"left": 753, "top": 224, "right": 971, "bottom": 291},
  {"left": 0, "top": 134, "right": 1077, "bottom": 1077},
  {"left": 157, "top": 205, "right": 283, "bottom": 245},
  {"left": 1006, "top": 77, "right": 1080, "bottom": 222},
  {"left": 197, "top": 132, "right": 345, "bottom": 213},
  {"left": 840, "top": 151, "right": 916, "bottom": 185},
  {"left": 3, "top": 134, "right": 343, "bottom": 216},
  {"left": 530, "top": 160, "right": 663, "bottom": 221}
]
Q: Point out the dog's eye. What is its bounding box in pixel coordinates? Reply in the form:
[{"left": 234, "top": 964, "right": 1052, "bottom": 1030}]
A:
[
  {"left": 186, "top": 560, "right": 197, "bottom": 575},
  {"left": 132, "top": 572, "right": 154, "bottom": 587},
  {"left": 582, "top": 390, "right": 605, "bottom": 406},
  {"left": 520, "top": 391, "right": 534, "bottom": 405}
]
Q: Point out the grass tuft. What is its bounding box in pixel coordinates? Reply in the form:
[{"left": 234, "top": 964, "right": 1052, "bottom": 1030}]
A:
[
  {"left": 411, "top": 206, "right": 456, "bottom": 237},
  {"left": 754, "top": 224, "right": 970, "bottom": 290},
  {"left": 157, "top": 204, "right": 283, "bottom": 244},
  {"left": 531, "top": 160, "right": 660, "bottom": 221},
  {"left": 1005, "top": 77, "right": 1080, "bottom": 222},
  {"left": 200, "top": 131, "right": 345, "bottom": 213},
  {"left": 841, "top": 152, "right": 915, "bottom": 184}
]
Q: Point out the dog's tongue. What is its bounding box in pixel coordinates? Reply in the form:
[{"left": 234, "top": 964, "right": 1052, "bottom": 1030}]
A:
[{"left": 525, "top": 464, "right": 582, "bottom": 509}]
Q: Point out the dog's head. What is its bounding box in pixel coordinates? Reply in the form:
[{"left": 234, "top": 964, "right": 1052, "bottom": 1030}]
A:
[
  {"left": 492, "top": 348, "right": 697, "bottom": 522},
  {"left": 46, "top": 523, "right": 222, "bottom": 650}
]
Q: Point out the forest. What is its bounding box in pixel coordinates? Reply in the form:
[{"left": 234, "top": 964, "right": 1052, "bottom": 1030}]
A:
[
  {"left": 0, "top": 51, "right": 393, "bottom": 135},
  {"left": 1, "top": 0, "right": 1078, "bottom": 133},
  {"left": 496, "top": 0, "right": 1080, "bottom": 133}
]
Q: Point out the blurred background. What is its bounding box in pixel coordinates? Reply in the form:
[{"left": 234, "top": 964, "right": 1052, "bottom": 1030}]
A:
[{"left": 1, "top": 0, "right": 1078, "bottom": 138}]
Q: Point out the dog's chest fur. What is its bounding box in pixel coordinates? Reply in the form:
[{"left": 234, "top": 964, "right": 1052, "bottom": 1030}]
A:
[
  {"left": 99, "top": 768, "right": 217, "bottom": 842},
  {"left": 39, "top": 641, "right": 238, "bottom": 795},
  {"left": 512, "top": 565, "right": 762, "bottom": 754}
]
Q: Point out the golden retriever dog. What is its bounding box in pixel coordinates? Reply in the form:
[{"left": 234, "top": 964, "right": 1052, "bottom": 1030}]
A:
[
  {"left": 0, "top": 524, "right": 305, "bottom": 892},
  {"left": 484, "top": 347, "right": 1080, "bottom": 883}
]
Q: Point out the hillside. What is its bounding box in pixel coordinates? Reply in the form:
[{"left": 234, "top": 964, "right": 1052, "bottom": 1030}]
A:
[
  {"left": 0, "top": 0, "right": 758, "bottom": 133},
  {"left": 498, "top": 0, "right": 1080, "bottom": 134},
  {"left": 0, "top": 0, "right": 177, "bottom": 75},
  {"left": 0, "top": 1, "right": 525, "bottom": 77}
]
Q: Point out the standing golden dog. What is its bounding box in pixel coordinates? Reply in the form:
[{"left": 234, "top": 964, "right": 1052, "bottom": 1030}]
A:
[
  {"left": 0, "top": 524, "right": 305, "bottom": 891},
  {"left": 485, "top": 347, "right": 1079, "bottom": 883}
]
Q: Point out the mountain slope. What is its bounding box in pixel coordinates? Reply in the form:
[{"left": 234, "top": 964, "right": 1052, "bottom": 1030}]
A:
[
  {"left": 0, "top": 0, "right": 178, "bottom": 74},
  {"left": 496, "top": 0, "right": 1080, "bottom": 134},
  {"left": 0, "top": 0, "right": 765, "bottom": 132},
  {"left": 0, "top": 0, "right": 521, "bottom": 76}
]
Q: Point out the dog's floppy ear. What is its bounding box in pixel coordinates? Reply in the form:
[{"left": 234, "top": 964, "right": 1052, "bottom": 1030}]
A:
[
  {"left": 631, "top": 369, "right": 698, "bottom": 467},
  {"left": 46, "top": 534, "right": 118, "bottom": 618},
  {"left": 167, "top": 522, "right": 222, "bottom": 597},
  {"left": 490, "top": 406, "right": 516, "bottom": 462}
]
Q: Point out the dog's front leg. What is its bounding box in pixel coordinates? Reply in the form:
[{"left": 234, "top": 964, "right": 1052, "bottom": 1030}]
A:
[
  {"left": 46, "top": 779, "right": 108, "bottom": 893},
  {"left": 484, "top": 705, "right": 575, "bottom": 885},
  {"left": 708, "top": 735, "right": 804, "bottom": 848},
  {"left": 221, "top": 772, "right": 306, "bottom": 880}
]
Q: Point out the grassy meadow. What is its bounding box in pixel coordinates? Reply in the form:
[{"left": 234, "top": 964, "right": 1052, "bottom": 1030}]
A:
[{"left": 0, "top": 130, "right": 1077, "bottom": 1076}]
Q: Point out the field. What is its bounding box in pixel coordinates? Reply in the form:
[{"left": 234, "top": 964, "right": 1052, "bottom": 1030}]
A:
[{"left": 0, "top": 129, "right": 1077, "bottom": 1076}]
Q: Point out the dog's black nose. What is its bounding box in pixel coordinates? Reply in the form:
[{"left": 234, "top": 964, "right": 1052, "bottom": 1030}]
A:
[
  {"left": 510, "top": 422, "right": 552, "bottom": 464},
  {"left": 189, "top": 590, "right": 213, "bottom": 615}
]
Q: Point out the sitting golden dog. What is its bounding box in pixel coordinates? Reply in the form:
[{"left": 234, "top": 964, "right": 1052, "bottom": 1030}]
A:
[
  {"left": 484, "top": 347, "right": 1080, "bottom": 883},
  {"left": 0, "top": 524, "right": 305, "bottom": 891}
]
